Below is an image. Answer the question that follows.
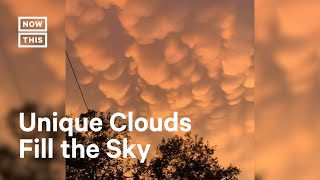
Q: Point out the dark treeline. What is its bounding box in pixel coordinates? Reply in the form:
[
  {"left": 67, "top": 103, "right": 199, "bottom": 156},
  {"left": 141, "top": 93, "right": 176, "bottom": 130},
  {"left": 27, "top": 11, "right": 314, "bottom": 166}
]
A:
[
  {"left": 66, "top": 110, "right": 240, "bottom": 180},
  {"left": 0, "top": 106, "right": 240, "bottom": 179}
]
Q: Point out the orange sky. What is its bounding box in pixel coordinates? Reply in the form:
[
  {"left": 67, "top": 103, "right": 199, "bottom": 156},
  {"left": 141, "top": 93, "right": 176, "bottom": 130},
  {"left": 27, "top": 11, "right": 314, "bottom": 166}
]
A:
[
  {"left": 0, "top": 0, "right": 65, "bottom": 178},
  {"left": 256, "top": 0, "right": 320, "bottom": 179},
  {"left": 1, "top": 0, "right": 319, "bottom": 179},
  {"left": 66, "top": 0, "right": 254, "bottom": 179}
]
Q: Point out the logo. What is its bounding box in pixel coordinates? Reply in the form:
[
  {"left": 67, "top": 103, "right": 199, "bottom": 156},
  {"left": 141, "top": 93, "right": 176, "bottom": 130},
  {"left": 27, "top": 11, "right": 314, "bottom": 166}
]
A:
[{"left": 18, "top": 16, "right": 47, "bottom": 48}]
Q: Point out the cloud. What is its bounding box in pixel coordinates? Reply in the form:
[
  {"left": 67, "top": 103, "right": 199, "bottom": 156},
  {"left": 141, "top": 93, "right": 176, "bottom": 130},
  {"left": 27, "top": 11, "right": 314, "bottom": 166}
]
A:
[{"left": 66, "top": 0, "right": 254, "bottom": 179}]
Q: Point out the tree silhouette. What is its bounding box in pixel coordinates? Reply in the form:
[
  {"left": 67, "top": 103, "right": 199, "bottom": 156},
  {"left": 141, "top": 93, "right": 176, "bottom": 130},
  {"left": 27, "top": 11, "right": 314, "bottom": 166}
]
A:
[
  {"left": 0, "top": 108, "right": 241, "bottom": 179},
  {"left": 65, "top": 110, "right": 241, "bottom": 180},
  {"left": 66, "top": 110, "right": 130, "bottom": 179},
  {"left": 0, "top": 103, "right": 63, "bottom": 180},
  {"left": 132, "top": 133, "right": 240, "bottom": 180}
]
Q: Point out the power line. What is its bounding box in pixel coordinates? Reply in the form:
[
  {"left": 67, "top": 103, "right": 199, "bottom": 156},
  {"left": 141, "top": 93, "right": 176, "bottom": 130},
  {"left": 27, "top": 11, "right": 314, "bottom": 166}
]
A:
[{"left": 65, "top": 50, "right": 89, "bottom": 111}]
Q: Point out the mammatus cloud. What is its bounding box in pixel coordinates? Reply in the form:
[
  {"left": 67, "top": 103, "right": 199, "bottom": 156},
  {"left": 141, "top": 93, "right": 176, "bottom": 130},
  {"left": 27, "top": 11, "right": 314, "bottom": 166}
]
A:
[
  {"left": 66, "top": 0, "right": 254, "bottom": 179},
  {"left": 256, "top": 0, "right": 320, "bottom": 179}
]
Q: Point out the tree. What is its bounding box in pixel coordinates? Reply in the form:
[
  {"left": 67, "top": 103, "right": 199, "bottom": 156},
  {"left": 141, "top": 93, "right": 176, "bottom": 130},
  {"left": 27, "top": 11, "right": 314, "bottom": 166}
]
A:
[
  {"left": 65, "top": 110, "right": 240, "bottom": 180},
  {"left": 1, "top": 107, "right": 240, "bottom": 180},
  {"left": 66, "top": 110, "right": 130, "bottom": 179},
  {"left": 0, "top": 103, "right": 63, "bottom": 180},
  {"left": 133, "top": 133, "right": 240, "bottom": 180}
]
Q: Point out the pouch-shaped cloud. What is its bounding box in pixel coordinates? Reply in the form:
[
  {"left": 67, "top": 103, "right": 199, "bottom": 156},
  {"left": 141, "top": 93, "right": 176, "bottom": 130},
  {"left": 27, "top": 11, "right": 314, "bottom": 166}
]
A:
[
  {"left": 99, "top": 74, "right": 131, "bottom": 103},
  {"left": 164, "top": 38, "right": 188, "bottom": 64},
  {"left": 222, "top": 53, "right": 252, "bottom": 76},
  {"left": 118, "top": 0, "right": 188, "bottom": 44},
  {"left": 74, "top": 41, "right": 115, "bottom": 71},
  {"left": 167, "top": 87, "right": 193, "bottom": 109},
  {"left": 126, "top": 43, "right": 170, "bottom": 85},
  {"left": 66, "top": 0, "right": 254, "bottom": 179}
]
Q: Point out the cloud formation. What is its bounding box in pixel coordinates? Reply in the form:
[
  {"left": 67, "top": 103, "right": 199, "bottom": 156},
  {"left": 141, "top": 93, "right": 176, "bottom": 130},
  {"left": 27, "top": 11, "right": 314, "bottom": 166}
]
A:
[{"left": 66, "top": 0, "right": 254, "bottom": 178}]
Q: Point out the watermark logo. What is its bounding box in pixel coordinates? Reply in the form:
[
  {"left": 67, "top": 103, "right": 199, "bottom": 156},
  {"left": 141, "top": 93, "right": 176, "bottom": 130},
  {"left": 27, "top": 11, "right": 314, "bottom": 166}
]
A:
[{"left": 18, "top": 16, "right": 47, "bottom": 48}]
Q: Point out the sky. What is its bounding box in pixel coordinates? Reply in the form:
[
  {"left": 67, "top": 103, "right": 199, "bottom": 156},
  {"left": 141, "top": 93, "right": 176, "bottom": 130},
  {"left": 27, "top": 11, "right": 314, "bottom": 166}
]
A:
[
  {"left": 0, "top": 0, "right": 65, "bottom": 143},
  {"left": 66, "top": 0, "right": 254, "bottom": 179},
  {"left": 2, "top": 0, "right": 318, "bottom": 179},
  {"left": 0, "top": 0, "right": 65, "bottom": 178},
  {"left": 256, "top": 0, "right": 320, "bottom": 179}
]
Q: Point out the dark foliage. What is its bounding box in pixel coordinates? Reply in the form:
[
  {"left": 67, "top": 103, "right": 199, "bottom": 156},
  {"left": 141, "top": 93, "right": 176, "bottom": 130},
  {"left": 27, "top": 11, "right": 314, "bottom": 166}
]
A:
[
  {"left": 66, "top": 110, "right": 129, "bottom": 179},
  {"left": 0, "top": 103, "right": 62, "bottom": 180},
  {"left": 66, "top": 111, "right": 240, "bottom": 180},
  {"left": 0, "top": 108, "right": 240, "bottom": 180},
  {"left": 132, "top": 133, "right": 241, "bottom": 180}
]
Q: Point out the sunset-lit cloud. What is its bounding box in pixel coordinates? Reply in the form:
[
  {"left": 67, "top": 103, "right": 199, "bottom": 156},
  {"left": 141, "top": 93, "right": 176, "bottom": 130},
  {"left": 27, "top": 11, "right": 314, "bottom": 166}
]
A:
[
  {"left": 1, "top": 0, "right": 318, "bottom": 179},
  {"left": 66, "top": 0, "right": 254, "bottom": 179}
]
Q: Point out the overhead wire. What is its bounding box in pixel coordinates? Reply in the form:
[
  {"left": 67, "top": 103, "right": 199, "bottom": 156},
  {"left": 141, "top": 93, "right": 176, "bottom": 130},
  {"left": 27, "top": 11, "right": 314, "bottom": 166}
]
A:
[
  {"left": 3, "top": 50, "right": 90, "bottom": 112},
  {"left": 65, "top": 50, "right": 89, "bottom": 111}
]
